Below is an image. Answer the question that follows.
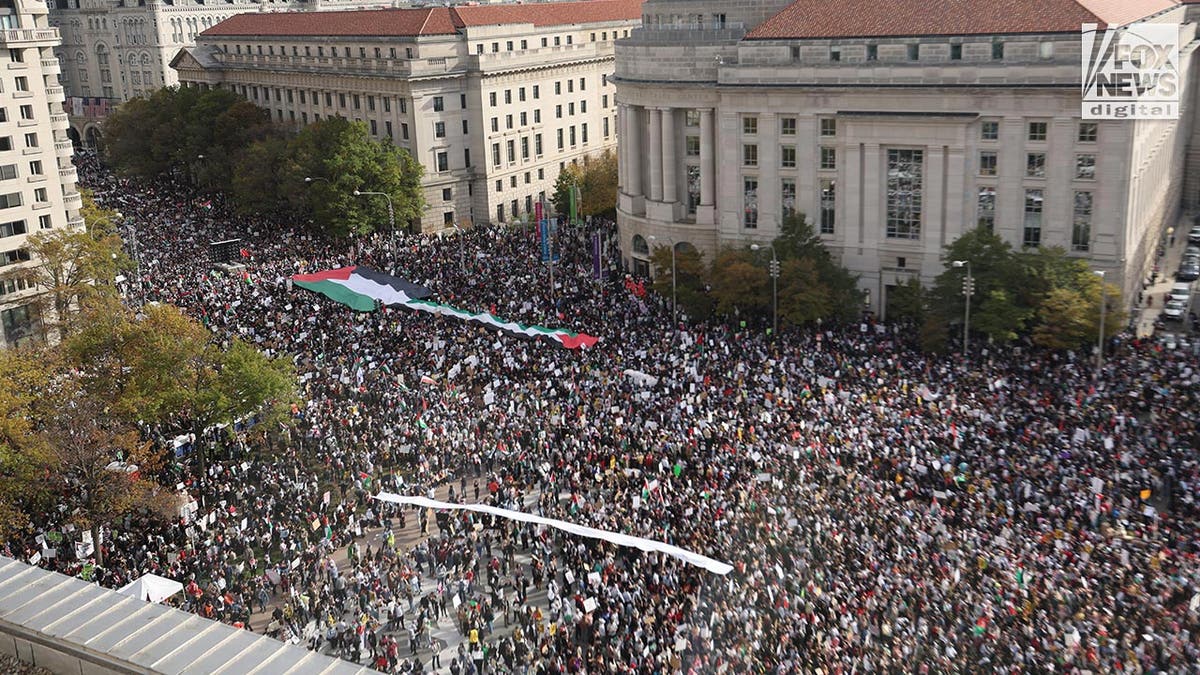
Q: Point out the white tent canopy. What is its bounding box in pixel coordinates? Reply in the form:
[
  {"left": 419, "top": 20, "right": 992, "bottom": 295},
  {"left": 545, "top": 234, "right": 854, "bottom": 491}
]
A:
[{"left": 118, "top": 573, "right": 184, "bottom": 604}]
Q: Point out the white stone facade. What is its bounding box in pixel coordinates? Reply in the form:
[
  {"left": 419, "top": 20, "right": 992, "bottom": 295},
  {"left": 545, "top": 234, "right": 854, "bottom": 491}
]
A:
[
  {"left": 172, "top": 9, "right": 635, "bottom": 232},
  {"left": 48, "top": 0, "right": 388, "bottom": 146},
  {"left": 0, "top": 0, "right": 85, "bottom": 348},
  {"left": 615, "top": 2, "right": 1197, "bottom": 316}
]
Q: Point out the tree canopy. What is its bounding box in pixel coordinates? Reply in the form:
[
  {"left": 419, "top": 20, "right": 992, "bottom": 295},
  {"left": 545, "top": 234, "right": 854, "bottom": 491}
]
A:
[
  {"left": 104, "top": 89, "right": 425, "bottom": 235},
  {"left": 552, "top": 150, "right": 618, "bottom": 221},
  {"left": 926, "top": 227, "right": 1125, "bottom": 350}
]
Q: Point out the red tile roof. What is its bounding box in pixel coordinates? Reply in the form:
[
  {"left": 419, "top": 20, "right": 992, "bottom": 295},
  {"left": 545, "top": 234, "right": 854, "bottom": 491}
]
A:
[
  {"left": 746, "top": 0, "right": 1178, "bottom": 40},
  {"left": 201, "top": 0, "right": 642, "bottom": 38}
]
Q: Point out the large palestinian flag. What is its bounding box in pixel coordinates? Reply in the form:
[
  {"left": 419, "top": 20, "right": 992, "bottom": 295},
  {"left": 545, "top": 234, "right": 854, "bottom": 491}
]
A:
[
  {"left": 291, "top": 266, "right": 433, "bottom": 311},
  {"left": 292, "top": 266, "right": 598, "bottom": 350}
]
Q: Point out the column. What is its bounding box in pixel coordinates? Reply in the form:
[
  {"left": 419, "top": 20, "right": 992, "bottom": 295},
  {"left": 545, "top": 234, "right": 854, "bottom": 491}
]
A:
[
  {"left": 648, "top": 107, "right": 663, "bottom": 202},
  {"left": 661, "top": 107, "right": 677, "bottom": 204},
  {"left": 627, "top": 105, "right": 643, "bottom": 197},
  {"left": 700, "top": 108, "right": 715, "bottom": 205},
  {"left": 616, "top": 105, "right": 625, "bottom": 190}
]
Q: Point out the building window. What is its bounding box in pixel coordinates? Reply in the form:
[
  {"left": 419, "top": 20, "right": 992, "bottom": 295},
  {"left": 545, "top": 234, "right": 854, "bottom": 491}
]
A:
[
  {"left": 535, "top": 134, "right": 543, "bottom": 156},
  {"left": 992, "top": 41, "right": 1004, "bottom": 60},
  {"left": 686, "top": 110, "right": 700, "bottom": 126},
  {"left": 436, "top": 152, "right": 448, "bottom": 172},
  {"left": 401, "top": 123, "right": 409, "bottom": 140},
  {"left": 1023, "top": 189, "right": 1043, "bottom": 247},
  {"left": 491, "top": 118, "right": 499, "bottom": 133},
  {"left": 435, "top": 122, "right": 446, "bottom": 138},
  {"left": 686, "top": 165, "right": 700, "bottom": 215},
  {"left": 495, "top": 180, "right": 502, "bottom": 193},
  {"left": 13, "top": 76, "right": 27, "bottom": 92},
  {"left": 950, "top": 44, "right": 963, "bottom": 60},
  {"left": 1027, "top": 121, "right": 1047, "bottom": 141},
  {"left": 780, "top": 117, "right": 796, "bottom": 136},
  {"left": 866, "top": 44, "right": 878, "bottom": 61},
  {"left": 1078, "top": 122, "right": 1098, "bottom": 143},
  {"left": 830, "top": 47, "right": 841, "bottom": 62},
  {"left": 686, "top": 136, "right": 700, "bottom": 157},
  {"left": 504, "top": 90, "right": 512, "bottom": 104},
  {"left": 907, "top": 44, "right": 919, "bottom": 61},
  {"left": 464, "top": 120, "right": 470, "bottom": 134},
  {"left": 1076, "top": 154, "right": 1096, "bottom": 180},
  {"left": 464, "top": 148, "right": 471, "bottom": 167},
  {"left": 820, "top": 147, "right": 836, "bottom": 170},
  {"left": 980, "top": 121, "right": 999, "bottom": 141},
  {"left": 742, "top": 117, "right": 757, "bottom": 135},
  {"left": 533, "top": 85, "right": 539, "bottom": 99},
  {"left": 1026, "top": 153, "right": 1046, "bottom": 178},
  {"left": 506, "top": 114, "right": 513, "bottom": 129},
  {"left": 0, "top": 165, "right": 14, "bottom": 181},
  {"left": 743, "top": 178, "right": 758, "bottom": 228},
  {"left": 743, "top": 144, "right": 757, "bottom": 166},
  {"left": 820, "top": 118, "right": 836, "bottom": 137},
  {"left": 781, "top": 178, "right": 796, "bottom": 218},
  {"left": 820, "top": 179, "right": 836, "bottom": 234},
  {"left": 977, "top": 187, "right": 996, "bottom": 231},
  {"left": 556, "top": 105, "right": 562, "bottom": 119},
  {"left": 507, "top": 140, "right": 515, "bottom": 163},
  {"left": 433, "top": 96, "right": 444, "bottom": 112},
  {"left": 780, "top": 145, "right": 796, "bottom": 168},
  {"left": 0, "top": 192, "right": 21, "bottom": 210},
  {"left": 492, "top": 143, "right": 501, "bottom": 166},
  {"left": 521, "top": 136, "right": 529, "bottom": 160},
  {"left": 442, "top": 188, "right": 452, "bottom": 202},
  {"left": 23, "top": 133, "right": 36, "bottom": 149},
  {"left": 0, "top": 219, "right": 25, "bottom": 238},
  {"left": 885, "top": 149, "right": 922, "bottom": 239},
  {"left": 1072, "top": 191, "right": 1092, "bottom": 252},
  {"left": 0, "top": 247, "right": 30, "bottom": 265},
  {"left": 979, "top": 151, "right": 997, "bottom": 176},
  {"left": 1, "top": 303, "right": 39, "bottom": 347}
]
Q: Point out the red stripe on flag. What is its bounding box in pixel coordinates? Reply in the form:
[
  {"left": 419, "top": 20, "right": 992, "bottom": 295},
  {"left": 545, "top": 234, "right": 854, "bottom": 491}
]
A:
[
  {"left": 292, "top": 266, "right": 357, "bottom": 283},
  {"left": 558, "top": 333, "right": 599, "bottom": 349}
]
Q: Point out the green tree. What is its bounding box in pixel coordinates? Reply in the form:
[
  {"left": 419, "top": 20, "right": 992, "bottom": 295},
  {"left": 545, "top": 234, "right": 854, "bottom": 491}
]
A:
[
  {"left": 776, "top": 257, "right": 835, "bottom": 324},
  {"left": 931, "top": 227, "right": 1025, "bottom": 329},
  {"left": 579, "top": 150, "right": 618, "bottom": 218},
  {"left": 229, "top": 135, "right": 293, "bottom": 215},
  {"left": 971, "top": 289, "right": 1030, "bottom": 343},
  {"left": 772, "top": 213, "right": 860, "bottom": 323},
  {"left": 0, "top": 191, "right": 129, "bottom": 342},
  {"left": 282, "top": 118, "right": 425, "bottom": 235},
  {"left": 886, "top": 277, "right": 926, "bottom": 324},
  {"left": 0, "top": 347, "right": 55, "bottom": 540},
  {"left": 1033, "top": 287, "right": 1095, "bottom": 349},
  {"left": 551, "top": 163, "right": 584, "bottom": 219},
  {"left": 40, "top": 389, "right": 171, "bottom": 567},
  {"left": 709, "top": 247, "right": 770, "bottom": 319},
  {"left": 65, "top": 302, "right": 296, "bottom": 500},
  {"left": 650, "top": 244, "right": 712, "bottom": 321}
]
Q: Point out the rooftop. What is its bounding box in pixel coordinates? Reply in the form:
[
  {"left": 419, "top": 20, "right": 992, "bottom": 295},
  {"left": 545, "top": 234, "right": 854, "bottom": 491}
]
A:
[
  {"left": 746, "top": 0, "right": 1179, "bottom": 40},
  {"left": 201, "top": 0, "right": 643, "bottom": 38}
]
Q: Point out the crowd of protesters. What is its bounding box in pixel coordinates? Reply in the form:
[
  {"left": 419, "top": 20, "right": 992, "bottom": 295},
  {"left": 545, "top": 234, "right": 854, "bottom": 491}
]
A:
[{"left": 4, "top": 151, "right": 1200, "bottom": 674}]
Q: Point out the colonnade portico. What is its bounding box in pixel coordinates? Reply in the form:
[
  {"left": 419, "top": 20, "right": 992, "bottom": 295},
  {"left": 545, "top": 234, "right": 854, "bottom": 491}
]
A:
[{"left": 618, "top": 102, "right": 715, "bottom": 225}]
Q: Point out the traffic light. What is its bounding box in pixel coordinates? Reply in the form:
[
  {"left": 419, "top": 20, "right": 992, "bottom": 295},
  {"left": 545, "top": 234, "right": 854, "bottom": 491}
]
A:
[
  {"left": 768, "top": 259, "right": 781, "bottom": 278},
  {"left": 962, "top": 277, "right": 975, "bottom": 297}
]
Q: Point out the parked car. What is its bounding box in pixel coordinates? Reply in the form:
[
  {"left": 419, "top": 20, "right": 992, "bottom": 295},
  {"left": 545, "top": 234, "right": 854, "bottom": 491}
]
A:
[
  {"left": 1190, "top": 226, "right": 1200, "bottom": 244},
  {"left": 1170, "top": 282, "right": 1192, "bottom": 304},
  {"left": 1164, "top": 299, "right": 1188, "bottom": 320},
  {"left": 1178, "top": 263, "right": 1200, "bottom": 281}
]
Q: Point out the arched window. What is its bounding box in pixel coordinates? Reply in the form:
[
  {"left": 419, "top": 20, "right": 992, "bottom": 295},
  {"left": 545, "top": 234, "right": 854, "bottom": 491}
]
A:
[{"left": 632, "top": 234, "right": 649, "bottom": 256}]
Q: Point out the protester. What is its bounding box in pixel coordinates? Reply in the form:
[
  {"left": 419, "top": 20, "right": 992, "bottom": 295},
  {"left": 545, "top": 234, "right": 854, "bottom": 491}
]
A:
[{"left": 5, "top": 151, "right": 1200, "bottom": 673}]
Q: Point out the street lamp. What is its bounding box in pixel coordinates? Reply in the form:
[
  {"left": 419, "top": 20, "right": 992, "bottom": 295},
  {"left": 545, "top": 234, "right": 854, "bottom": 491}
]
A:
[
  {"left": 1095, "top": 270, "right": 1107, "bottom": 370},
  {"left": 304, "top": 176, "right": 328, "bottom": 184},
  {"left": 750, "top": 243, "right": 779, "bottom": 337},
  {"left": 353, "top": 189, "right": 397, "bottom": 270},
  {"left": 952, "top": 260, "right": 973, "bottom": 355},
  {"left": 452, "top": 221, "right": 466, "bottom": 271},
  {"left": 649, "top": 235, "right": 677, "bottom": 325}
]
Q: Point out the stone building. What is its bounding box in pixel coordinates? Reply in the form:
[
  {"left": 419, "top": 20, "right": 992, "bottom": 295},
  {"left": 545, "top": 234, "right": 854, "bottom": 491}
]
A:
[
  {"left": 614, "top": 0, "right": 1194, "bottom": 315},
  {"left": 172, "top": 0, "right": 638, "bottom": 232},
  {"left": 0, "top": 0, "right": 85, "bottom": 348},
  {"left": 48, "top": 0, "right": 390, "bottom": 147}
]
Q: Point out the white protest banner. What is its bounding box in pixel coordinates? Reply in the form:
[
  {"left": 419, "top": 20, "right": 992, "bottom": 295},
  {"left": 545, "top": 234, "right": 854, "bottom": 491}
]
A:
[
  {"left": 583, "top": 597, "right": 598, "bottom": 613},
  {"left": 374, "top": 493, "right": 733, "bottom": 575}
]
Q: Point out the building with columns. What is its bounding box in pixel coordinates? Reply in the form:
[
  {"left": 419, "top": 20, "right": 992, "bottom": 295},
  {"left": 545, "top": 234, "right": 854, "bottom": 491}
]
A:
[
  {"left": 47, "top": 0, "right": 391, "bottom": 148},
  {"left": 615, "top": 0, "right": 1194, "bottom": 316},
  {"left": 172, "top": 0, "right": 638, "bottom": 232},
  {"left": 0, "top": 0, "right": 86, "bottom": 348}
]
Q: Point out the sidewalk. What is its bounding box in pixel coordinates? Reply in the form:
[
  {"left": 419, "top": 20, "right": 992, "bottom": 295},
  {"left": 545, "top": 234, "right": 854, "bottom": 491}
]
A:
[{"left": 1135, "top": 212, "right": 1195, "bottom": 338}]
